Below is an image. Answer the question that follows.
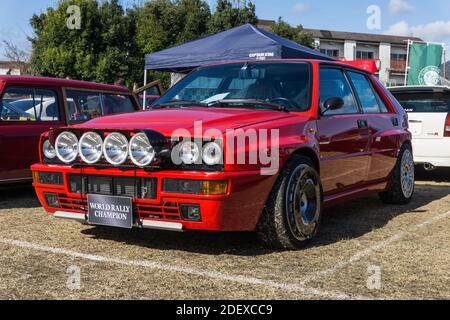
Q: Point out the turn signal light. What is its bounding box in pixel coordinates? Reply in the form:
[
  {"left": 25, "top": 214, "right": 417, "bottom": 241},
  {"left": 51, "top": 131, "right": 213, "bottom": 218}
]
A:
[
  {"left": 32, "top": 171, "right": 39, "bottom": 183},
  {"left": 201, "top": 180, "right": 228, "bottom": 195},
  {"left": 163, "top": 179, "right": 228, "bottom": 195}
]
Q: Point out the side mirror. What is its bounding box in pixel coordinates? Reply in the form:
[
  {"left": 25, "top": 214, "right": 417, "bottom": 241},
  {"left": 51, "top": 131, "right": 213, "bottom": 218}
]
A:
[{"left": 322, "top": 97, "right": 344, "bottom": 114}]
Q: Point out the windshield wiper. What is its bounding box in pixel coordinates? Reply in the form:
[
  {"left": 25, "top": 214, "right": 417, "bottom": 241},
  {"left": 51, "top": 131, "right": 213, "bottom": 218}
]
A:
[
  {"left": 207, "top": 99, "right": 287, "bottom": 112},
  {"left": 152, "top": 100, "right": 208, "bottom": 109}
]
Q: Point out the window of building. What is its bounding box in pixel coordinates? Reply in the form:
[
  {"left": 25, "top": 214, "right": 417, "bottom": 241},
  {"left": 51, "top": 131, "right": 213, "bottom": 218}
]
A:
[
  {"left": 356, "top": 51, "right": 374, "bottom": 60},
  {"left": 391, "top": 53, "right": 407, "bottom": 61},
  {"left": 320, "top": 49, "right": 340, "bottom": 58}
]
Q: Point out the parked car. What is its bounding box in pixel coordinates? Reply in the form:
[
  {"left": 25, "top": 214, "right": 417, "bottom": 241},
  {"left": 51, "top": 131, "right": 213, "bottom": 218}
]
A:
[
  {"left": 389, "top": 86, "right": 450, "bottom": 170},
  {"left": 135, "top": 80, "right": 164, "bottom": 110},
  {"left": 31, "top": 60, "right": 413, "bottom": 249},
  {"left": 0, "top": 76, "right": 141, "bottom": 184}
]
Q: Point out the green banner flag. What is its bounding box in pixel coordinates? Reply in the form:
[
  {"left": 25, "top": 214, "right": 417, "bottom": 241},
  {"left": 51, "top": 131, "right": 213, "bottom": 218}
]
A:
[{"left": 407, "top": 42, "right": 443, "bottom": 86}]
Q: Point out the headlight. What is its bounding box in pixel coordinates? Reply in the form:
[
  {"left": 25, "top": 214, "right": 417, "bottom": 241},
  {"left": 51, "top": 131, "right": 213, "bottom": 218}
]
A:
[
  {"left": 79, "top": 132, "right": 103, "bottom": 164},
  {"left": 42, "top": 139, "right": 56, "bottom": 159},
  {"left": 178, "top": 141, "right": 200, "bottom": 165},
  {"left": 103, "top": 132, "right": 129, "bottom": 165},
  {"left": 55, "top": 131, "right": 78, "bottom": 163},
  {"left": 129, "top": 133, "right": 155, "bottom": 167},
  {"left": 202, "top": 142, "right": 222, "bottom": 165}
]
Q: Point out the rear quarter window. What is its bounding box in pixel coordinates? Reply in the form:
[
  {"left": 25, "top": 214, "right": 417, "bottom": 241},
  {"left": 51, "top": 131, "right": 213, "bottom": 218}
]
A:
[{"left": 392, "top": 92, "right": 450, "bottom": 113}]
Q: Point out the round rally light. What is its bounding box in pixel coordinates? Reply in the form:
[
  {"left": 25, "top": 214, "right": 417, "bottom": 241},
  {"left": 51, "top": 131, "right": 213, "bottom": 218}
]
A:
[
  {"left": 103, "top": 132, "right": 129, "bottom": 165},
  {"left": 202, "top": 142, "right": 222, "bottom": 165},
  {"left": 79, "top": 132, "right": 103, "bottom": 164},
  {"left": 179, "top": 141, "right": 200, "bottom": 165},
  {"left": 129, "top": 133, "right": 155, "bottom": 167},
  {"left": 55, "top": 131, "right": 79, "bottom": 163},
  {"left": 42, "top": 140, "right": 56, "bottom": 159}
]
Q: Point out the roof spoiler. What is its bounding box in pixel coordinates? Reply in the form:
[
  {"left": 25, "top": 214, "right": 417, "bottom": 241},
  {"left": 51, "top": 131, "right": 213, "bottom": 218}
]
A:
[{"left": 339, "top": 60, "right": 379, "bottom": 74}]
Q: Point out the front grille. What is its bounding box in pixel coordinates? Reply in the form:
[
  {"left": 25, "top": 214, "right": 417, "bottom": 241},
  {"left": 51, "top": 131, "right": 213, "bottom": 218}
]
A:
[
  {"left": 136, "top": 202, "right": 181, "bottom": 221},
  {"left": 58, "top": 194, "right": 87, "bottom": 212},
  {"left": 88, "top": 176, "right": 113, "bottom": 195},
  {"left": 56, "top": 193, "right": 181, "bottom": 221},
  {"left": 69, "top": 174, "right": 157, "bottom": 199}
]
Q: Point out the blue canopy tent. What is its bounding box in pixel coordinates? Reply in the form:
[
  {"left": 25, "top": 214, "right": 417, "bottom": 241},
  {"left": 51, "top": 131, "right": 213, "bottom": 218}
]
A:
[{"left": 144, "top": 23, "right": 334, "bottom": 73}]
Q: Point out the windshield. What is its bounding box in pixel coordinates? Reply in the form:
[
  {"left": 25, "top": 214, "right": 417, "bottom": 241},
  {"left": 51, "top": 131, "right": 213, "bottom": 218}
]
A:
[
  {"left": 392, "top": 92, "right": 450, "bottom": 113},
  {"left": 155, "top": 62, "right": 312, "bottom": 111}
]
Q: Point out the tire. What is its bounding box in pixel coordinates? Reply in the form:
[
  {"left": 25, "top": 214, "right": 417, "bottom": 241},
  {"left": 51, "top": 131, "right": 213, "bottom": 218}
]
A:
[
  {"left": 379, "top": 143, "right": 415, "bottom": 205},
  {"left": 257, "top": 155, "right": 323, "bottom": 250}
]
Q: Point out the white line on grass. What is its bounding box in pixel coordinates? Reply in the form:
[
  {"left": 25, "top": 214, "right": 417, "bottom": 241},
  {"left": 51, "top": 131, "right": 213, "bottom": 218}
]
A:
[
  {"left": 0, "top": 237, "right": 371, "bottom": 300},
  {"left": 300, "top": 210, "right": 450, "bottom": 285}
]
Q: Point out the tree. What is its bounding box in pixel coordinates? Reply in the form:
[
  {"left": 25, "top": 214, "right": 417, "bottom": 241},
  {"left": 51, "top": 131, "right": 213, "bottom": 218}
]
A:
[
  {"left": 2, "top": 40, "right": 31, "bottom": 74},
  {"left": 269, "top": 17, "right": 313, "bottom": 48},
  {"left": 208, "top": 0, "right": 258, "bottom": 34},
  {"left": 29, "top": 0, "right": 140, "bottom": 86},
  {"left": 135, "top": 0, "right": 212, "bottom": 88}
]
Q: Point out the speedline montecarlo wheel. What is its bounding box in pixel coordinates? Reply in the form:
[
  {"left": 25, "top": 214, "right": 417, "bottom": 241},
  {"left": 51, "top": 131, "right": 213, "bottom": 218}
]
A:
[
  {"left": 379, "top": 143, "right": 415, "bottom": 205},
  {"left": 257, "top": 155, "right": 323, "bottom": 250}
]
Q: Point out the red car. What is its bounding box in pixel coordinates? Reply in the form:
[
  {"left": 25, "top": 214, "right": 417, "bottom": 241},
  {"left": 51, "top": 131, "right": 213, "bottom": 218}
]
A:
[
  {"left": 0, "top": 76, "right": 140, "bottom": 184},
  {"left": 31, "top": 60, "right": 414, "bottom": 249}
]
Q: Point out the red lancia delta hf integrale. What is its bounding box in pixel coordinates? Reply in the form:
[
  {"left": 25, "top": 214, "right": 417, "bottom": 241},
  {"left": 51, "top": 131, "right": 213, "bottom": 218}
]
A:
[{"left": 31, "top": 60, "right": 414, "bottom": 249}]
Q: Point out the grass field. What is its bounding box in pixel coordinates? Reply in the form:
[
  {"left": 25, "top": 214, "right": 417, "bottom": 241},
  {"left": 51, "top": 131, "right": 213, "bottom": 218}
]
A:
[{"left": 0, "top": 169, "right": 449, "bottom": 300}]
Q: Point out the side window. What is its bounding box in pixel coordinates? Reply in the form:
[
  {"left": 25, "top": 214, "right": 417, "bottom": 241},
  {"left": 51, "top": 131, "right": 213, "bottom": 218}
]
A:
[
  {"left": 319, "top": 68, "right": 359, "bottom": 115},
  {"left": 102, "top": 94, "right": 135, "bottom": 115},
  {"left": 66, "top": 90, "right": 102, "bottom": 122},
  {"left": 347, "top": 71, "right": 382, "bottom": 114},
  {"left": 66, "top": 90, "right": 136, "bottom": 123},
  {"left": 0, "top": 87, "right": 60, "bottom": 122}
]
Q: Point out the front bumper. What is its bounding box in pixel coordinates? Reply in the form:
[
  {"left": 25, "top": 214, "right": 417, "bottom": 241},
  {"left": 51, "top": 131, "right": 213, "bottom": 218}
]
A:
[{"left": 31, "top": 164, "right": 277, "bottom": 232}]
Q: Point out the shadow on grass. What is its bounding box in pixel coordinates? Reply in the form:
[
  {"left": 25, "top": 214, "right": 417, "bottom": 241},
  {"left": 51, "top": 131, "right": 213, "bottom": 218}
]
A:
[
  {"left": 415, "top": 167, "right": 450, "bottom": 183},
  {"left": 81, "top": 183, "right": 450, "bottom": 256},
  {"left": 0, "top": 183, "right": 40, "bottom": 209}
]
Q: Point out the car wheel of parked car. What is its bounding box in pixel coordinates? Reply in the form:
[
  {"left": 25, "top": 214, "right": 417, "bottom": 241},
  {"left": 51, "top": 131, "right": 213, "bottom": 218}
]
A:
[
  {"left": 379, "top": 144, "right": 415, "bottom": 205},
  {"left": 257, "top": 155, "right": 323, "bottom": 250}
]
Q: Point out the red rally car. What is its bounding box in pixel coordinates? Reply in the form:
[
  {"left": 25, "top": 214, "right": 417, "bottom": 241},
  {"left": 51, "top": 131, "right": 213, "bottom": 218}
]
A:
[{"left": 31, "top": 60, "right": 414, "bottom": 249}]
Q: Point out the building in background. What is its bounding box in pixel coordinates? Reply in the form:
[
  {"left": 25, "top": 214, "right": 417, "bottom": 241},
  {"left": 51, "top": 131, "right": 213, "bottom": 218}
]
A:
[
  {"left": 306, "top": 29, "right": 422, "bottom": 86},
  {"left": 0, "top": 61, "right": 22, "bottom": 75},
  {"left": 258, "top": 21, "right": 423, "bottom": 86}
]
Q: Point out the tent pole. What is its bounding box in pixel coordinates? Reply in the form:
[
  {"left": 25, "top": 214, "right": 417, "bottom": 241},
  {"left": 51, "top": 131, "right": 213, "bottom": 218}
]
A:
[
  {"left": 404, "top": 40, "right": 411, "bottom": 86},
  {"left": 143, "top": 69, "right": 147, "bottom": 110}
]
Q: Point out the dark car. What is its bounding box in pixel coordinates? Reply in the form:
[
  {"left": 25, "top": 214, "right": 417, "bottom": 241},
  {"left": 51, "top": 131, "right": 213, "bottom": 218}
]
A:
[{"left": 0, "top": 76, "right": 140, "bottom": 184}]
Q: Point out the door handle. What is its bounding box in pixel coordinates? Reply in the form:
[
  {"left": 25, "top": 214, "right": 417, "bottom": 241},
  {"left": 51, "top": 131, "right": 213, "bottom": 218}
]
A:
[
  {"left": 391, "top": 117, "right": 399, "bottom": 126},
  {"left": 357, "top": 119, "right": 368, "bottom": 129}
]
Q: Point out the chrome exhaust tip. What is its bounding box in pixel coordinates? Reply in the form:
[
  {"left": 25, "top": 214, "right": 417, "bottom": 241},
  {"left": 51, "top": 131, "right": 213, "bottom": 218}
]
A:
[{"left": 423, "top": 163, "right": 435, "bottom": 171}]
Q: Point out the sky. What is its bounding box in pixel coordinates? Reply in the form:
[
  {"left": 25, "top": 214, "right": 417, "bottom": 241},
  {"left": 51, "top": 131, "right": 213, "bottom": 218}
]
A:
[{"left": 0, "top": 0, "right": 449, "bottom": 60}]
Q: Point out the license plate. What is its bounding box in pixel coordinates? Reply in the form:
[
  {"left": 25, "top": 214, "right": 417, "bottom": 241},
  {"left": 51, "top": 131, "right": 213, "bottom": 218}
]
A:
[{"left": 87, "top": 194, "right": 133, "bottom": 229}]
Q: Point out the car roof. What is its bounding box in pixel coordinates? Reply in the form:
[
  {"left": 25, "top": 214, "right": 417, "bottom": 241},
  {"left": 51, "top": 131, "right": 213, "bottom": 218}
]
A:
[
  {"left": 388, "top": 85, "right": 450, "bottom": 93},
  {"left": 195, "top": 59, "right": 372, "bottom": 74},
  {"left": 0, "top": 75, "right": 131, "bottom": 93}
]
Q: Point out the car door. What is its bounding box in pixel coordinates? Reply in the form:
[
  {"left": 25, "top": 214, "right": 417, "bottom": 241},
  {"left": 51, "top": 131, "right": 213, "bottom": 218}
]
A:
[
  {"left": 316, "top": 67, "right": 371, "bottom": 195},
  {"left": 0, "top": 85, "right": 64, "bottom": 182},
  {"left": 346, "top": 71, "right": 398, "bottom": 183}
]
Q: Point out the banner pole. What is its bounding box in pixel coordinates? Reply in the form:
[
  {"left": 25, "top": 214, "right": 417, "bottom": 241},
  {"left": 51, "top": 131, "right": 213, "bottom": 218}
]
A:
[
  {"left": 443, "top": 44, "right": 447, "bottom": 80},
  {"left": 404, "top": 40, "right": 411, "bottom": 86}
]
